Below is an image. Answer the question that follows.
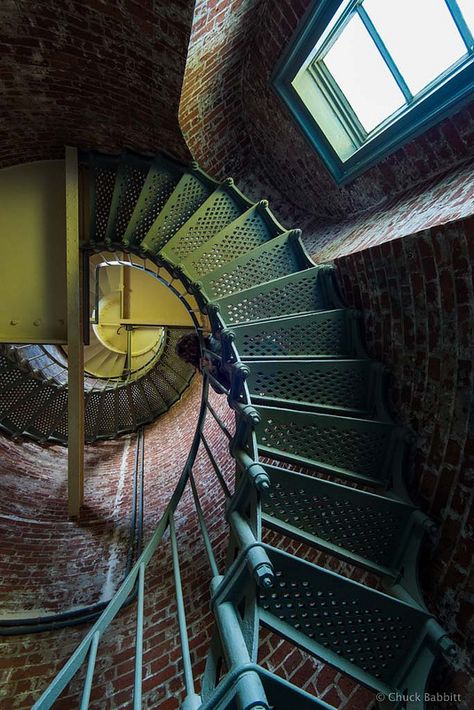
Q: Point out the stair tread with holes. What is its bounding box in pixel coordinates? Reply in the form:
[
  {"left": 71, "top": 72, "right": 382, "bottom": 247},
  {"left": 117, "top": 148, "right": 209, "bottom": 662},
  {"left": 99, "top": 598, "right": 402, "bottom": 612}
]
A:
[
  {"left": 104, "top": 151, "right": 153, "bottom": 245},
  {"left": 258, "top": 544, "right": 446, "bottom": 698},
  {"left": 160, "top": 183, "right": 251, "bottom": 266},
  {"left": 214, "top": 265, "right": 341, "bottom": 326},
  {"left": 260, "top": 463, "right": 428, "bottom": 603},
  {"left": 140, "top": 171, "right": 216, "bottom": 256},
  {"left": 122, "top": 153, "right": 185, "bottom": 248},
  {"left": 246, "top": 358, "right": 386, "bottom": 419},
  {"left": 254, "top": 404, "right": 404, "bottom": 488},
  {"left": 180, "top": 201, "right": 285, "bottom": 282},
  {"left": 233, "top": 309, "right": 364, "bottom": 359}
]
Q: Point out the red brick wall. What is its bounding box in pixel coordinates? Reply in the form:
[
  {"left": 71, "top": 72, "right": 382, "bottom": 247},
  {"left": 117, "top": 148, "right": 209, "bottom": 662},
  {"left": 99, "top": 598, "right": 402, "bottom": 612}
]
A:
[
  {"left": 0, "top": 0, "right": 194, "bottom": 167},
  {"left": 242, "top": 0, "right": 474, "bottom": 221},
  {"left": 0, "top": 381, "right": 239, "bottom": 708},
  {"left": 308, "top": 161, "right": 474, "bottom": 261},
  {"left": 335, "top": 218, "right": 474, "bottom": 707},
  {"left": 179, "top": 0, "right": 313, "bottom": 229}
]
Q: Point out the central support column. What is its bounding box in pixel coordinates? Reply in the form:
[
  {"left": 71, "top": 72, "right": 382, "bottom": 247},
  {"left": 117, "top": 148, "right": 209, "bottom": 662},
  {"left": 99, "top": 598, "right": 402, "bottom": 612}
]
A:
[{"left": 66, "top": 146, "right": 84, "bottom": 518}]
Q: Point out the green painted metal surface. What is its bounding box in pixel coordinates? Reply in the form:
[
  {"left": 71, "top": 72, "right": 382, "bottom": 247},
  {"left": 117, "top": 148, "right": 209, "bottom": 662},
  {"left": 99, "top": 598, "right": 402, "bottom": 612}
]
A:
[
  {"left": 161, "top": 183, "right": 248, "bottom": 265},
  {"left": 141, "top": 172, "right": 215, "bottom": 256},
  {"left": 122, "top": 154, "right": 183, "bottom": 247},
  {"left": 180, "top": 201, "right": 284, "bottom": 281},
  {"left": 259, "top": 545, "right": 448, "bottom": 698},
  {"left": 232, "top": 310, "right": 361, "bottom": 359},
  {"left": 254, "top": 404, "right": 404, "bottom": 487},
  {"left": 246, "top": 358, "right": 385, "bottom": 417},
  {"left": 261, "top": 463, "right": 430, "bottom": 601},
  {"left": 2, "top": 150, "right": 451, "bottom": 709},
  {"left": 86, "top": 152, "right": 120, "bottom": 245},
  {"left": 104, "top": 151, "right": 152, "bottom": 245},
  {"left": 214, "top": 265, "right": 338, "bottom": 325},
  {"left": 199, "top": 231, "right": 307, "bottom": 301}
]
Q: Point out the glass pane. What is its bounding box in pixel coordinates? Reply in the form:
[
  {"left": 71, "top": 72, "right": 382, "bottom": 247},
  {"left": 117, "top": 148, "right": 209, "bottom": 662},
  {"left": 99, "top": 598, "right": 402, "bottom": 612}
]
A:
[
  {"left": 324, "top": 14, "right": 405, "bottom": 132},
  {"left": 456, "top": 0, "right": 474, "bottom": 35},
  {"left": 364, "top": 0, "right": 467, "bottom": 95}
]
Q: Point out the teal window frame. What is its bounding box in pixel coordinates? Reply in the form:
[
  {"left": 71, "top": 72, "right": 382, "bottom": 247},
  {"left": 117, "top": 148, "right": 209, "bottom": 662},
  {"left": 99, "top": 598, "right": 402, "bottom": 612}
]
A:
[{"left": 272, "top": 0, "right": 474, "bottom": 184}]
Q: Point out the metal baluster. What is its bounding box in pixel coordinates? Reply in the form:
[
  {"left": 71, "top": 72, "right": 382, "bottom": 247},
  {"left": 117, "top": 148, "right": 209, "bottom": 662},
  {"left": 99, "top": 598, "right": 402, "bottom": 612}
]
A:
[
  {"left": 79, "top": 631, "right": 100, "bottom": 710},
  {"left": 133, "top": 563, "right": 145, "bottom": 710},
  {"left": 169, "top": 515, "right": 201, "bottom": 710},
  {"left": 189, "top": 472, "right": 219, "bottom": 577}
]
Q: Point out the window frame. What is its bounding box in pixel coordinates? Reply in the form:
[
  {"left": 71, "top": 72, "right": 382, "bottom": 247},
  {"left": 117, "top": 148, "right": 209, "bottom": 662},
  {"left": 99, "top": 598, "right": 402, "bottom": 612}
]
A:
[{"left": 272, "top": 0, "right": 474, "bottom": 184}]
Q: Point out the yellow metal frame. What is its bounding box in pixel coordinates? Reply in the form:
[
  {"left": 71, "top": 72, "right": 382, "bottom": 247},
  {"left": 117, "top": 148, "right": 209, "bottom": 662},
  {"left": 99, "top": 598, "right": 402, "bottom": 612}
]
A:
[{"left": 66, "top": 147, "right": 84, "bottom": 518}]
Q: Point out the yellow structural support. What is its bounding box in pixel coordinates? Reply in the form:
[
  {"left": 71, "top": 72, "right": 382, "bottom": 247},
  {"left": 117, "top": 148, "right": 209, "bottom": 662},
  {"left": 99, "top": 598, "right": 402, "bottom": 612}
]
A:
[
  {"left": 0, "top": 160, "right": 67, "bottom": 343},
  {"left": 66, "top": 147, "right": 84, "bottom": 519}
]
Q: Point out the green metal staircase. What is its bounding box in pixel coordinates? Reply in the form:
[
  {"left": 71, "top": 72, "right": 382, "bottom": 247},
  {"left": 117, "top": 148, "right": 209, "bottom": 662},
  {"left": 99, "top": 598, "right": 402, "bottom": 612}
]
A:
[
  {"left": 0, "top": 322, "right": 195, "bottom": 444},
  {"left": 3, "top": 150, "right": 452, "bottom": 709}
]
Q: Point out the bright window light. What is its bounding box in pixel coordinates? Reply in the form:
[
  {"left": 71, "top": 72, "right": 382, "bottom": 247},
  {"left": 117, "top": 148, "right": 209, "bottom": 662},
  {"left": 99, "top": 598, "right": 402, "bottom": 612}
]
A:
[
  {"left": 274, "top": 0, "right": 474, "bottom": 182},
  {"left": 364, "top": 0, "right": 467, "bottom": 94},
  {"left": 324, "top": 13, "right": 405, "bottom": 131}
]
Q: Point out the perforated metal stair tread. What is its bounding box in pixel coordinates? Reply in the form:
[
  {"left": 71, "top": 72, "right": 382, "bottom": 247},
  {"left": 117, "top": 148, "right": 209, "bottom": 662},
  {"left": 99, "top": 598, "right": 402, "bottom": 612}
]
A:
[
  {"left": 160, "top": 183, "right": 251, "bottom": 266},
  {"left": 246, "top": 359, "right": 385, "bottom": 418},
  {"left": 214, "top": 266, "right": 338, "bottom": 325},
  {"left": 180, "top": 202, "right": 285, "bottom": 281},
  {"left": 261, "top": 464, "right": 428, "bottom": 601},
  {"left": 233, "top": 310, "right": 364, "bottom": 360},
  {"left": 254, "top": 405, "right": 405, "bottom": 488},
  {"left": 86, "top": 152, "right": 120, "bottom": 245},
  {"left": 199, "top": 231, "right": 309, "bottom": 301},
  {"left": 122, "top": 154, "right": 184, "bottom": 247},
  {"left": 104, "top": 151, "right": 153, "bottom": 245},
  {"left": 140, "top": 171, "right": 216, "bottom": 256},
  {"left": 0, "top": 328, "right": 194, "bottom": 443},
  {"left": 258, "top": 545, "right": 447, "bottom": 699}
]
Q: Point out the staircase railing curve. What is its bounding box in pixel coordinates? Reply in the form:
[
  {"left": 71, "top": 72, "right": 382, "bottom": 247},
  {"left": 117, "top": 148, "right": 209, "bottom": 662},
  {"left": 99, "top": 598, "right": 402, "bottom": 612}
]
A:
[
  {"left": 0, "top": 254, "right": 200, "bottom": 443},
  {"left": 25, "top": 149, "right": 456, "bottom": 709}
]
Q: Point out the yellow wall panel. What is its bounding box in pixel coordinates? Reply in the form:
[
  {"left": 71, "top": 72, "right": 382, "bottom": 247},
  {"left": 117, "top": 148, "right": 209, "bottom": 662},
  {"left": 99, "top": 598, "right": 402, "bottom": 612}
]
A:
[{"left": 0, "top": 160, "right": 67, "bottom": 343}]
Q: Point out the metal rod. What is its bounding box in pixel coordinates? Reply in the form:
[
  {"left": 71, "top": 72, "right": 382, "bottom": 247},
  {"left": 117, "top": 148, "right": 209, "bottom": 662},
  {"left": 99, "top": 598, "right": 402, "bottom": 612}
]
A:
[
  {"left": 133, "top": 563, "right": 145, "bottom": 710},
  {"left": 126, "top": 430, "right": 141, "bottom": 573},
  {"left": 79, "top": 631, "right": 100, "bottom": 710},
  {"left": 357, "top": 4, "right": 412, "bottom": 101},
  {"left": 189, "top": 473, "right": 219, "bottom": 577},
  {"left": 200, "top": 434, "right": 231, "bottom": 498},
  {"left": 206, "top": 399, "right": 232, "bottom": 439},
  {"left": 205, "top": 369, "right": 229, "bottom": 395},
  {"left": 169, "top": 515, "right": 196, "bottom": 699},
  {"left": 137, "top": 428, "right": 145, "bottom": 556}
]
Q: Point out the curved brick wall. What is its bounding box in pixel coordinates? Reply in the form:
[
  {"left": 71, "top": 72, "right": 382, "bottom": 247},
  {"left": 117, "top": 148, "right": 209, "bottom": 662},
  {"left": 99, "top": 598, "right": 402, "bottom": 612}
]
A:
[
  {"left": 178, "top": 0, "right": 313, "bottom": 230},
  {"left": 241, "top": 0, "right": 474, "bottom": 221},
  {"left": 0, "top": 381, "right": 236, "bottom": 708},
  {"left": 0, "top": 381, "right": 377, "bottom": 710},
  {"left": 335, "top": 218, "right": 474, "bottom": 708},
  {"left": 180, "top": 0, "right": 474, "bottom": 229},
  {"left": 0, "top": 436, "right": 137, "bottom": 616},
  {"left": 0, "top": 0, "right": 194, "bottom": 167},
  {"left": 2, "top": 373, "right": 469, "bottom": 708}
]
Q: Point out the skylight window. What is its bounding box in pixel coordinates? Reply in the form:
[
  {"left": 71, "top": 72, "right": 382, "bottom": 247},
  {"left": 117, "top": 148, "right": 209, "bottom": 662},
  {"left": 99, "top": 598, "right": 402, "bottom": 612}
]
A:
[{"left": 273, "top": 0, "right": 474, "bottom": 183}]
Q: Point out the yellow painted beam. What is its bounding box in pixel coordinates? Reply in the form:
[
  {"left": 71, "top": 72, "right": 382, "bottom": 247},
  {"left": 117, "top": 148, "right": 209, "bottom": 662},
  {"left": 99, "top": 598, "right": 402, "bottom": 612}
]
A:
[
  {"left": 66, "top": 147, "right": 84, "bottom": 519},
  {"left": 0, "top": 161, "right": 67, "bottom": 343}
]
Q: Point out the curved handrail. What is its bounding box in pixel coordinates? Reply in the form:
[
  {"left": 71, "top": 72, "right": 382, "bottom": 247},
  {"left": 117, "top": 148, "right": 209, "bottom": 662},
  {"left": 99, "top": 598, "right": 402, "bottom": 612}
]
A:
[
  {"left": 31, "top": 299, "right": 271, "bottom": 709},
  {"left": 31, "top": 375, "right": 212, "bottom": 709}
]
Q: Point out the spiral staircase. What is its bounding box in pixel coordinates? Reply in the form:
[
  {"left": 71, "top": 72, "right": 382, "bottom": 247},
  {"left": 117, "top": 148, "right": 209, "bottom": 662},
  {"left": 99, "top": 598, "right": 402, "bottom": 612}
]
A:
[{"left": 0, "top": 150, "right": 454, "bottom": 709}]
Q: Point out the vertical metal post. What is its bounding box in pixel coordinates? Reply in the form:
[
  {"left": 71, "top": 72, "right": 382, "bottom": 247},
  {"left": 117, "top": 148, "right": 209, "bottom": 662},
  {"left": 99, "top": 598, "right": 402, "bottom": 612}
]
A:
[
  {"left": 66, "top": 146, "right": 84, "bottom": 518},
  {"left": 133, "top": 562, "right": 145, "bottom": 710}
]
